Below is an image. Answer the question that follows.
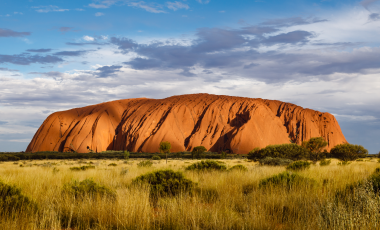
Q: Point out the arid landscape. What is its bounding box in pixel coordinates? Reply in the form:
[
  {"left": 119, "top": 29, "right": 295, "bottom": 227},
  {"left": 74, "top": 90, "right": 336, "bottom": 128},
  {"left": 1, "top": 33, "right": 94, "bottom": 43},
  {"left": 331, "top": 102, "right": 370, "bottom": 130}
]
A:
[{"left": 1, "top": 157, "right": 380, "bottom": 229}]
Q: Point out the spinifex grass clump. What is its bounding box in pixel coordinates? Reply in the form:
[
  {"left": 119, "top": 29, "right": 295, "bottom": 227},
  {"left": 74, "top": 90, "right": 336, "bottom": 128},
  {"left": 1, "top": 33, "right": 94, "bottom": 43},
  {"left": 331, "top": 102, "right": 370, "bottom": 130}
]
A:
[
  {"left": 108, "top": 163, "right": 117, "bottom": 166},
  {"left": 0, "top": 180, "right": 37, "bottom": 214},
  {"left": 152, "top": 155, "right": 161, "bottom": 160},
  {"left": 228, "top": 164, "right": 248, "bottom": 172},
  {"left": 259, "top": 171, "right": 316, "bottom": 190},
  {"left": 185, "top": 160, "right": 227, "bottom": 171},
  {"left": 69, "top": 165, "right": 95, "bottom": 171},
  {"left": 137, "top": 160, "right": 153, "bottom": 167},
  {"left": 132, "top": 169, "right": 195, "bottom": 198},
  {"left": 320, "top": 168, "right": 380, "bottom": 229},
  {"left": 319, "top": 159, "right": 331, "bottom": 166},
  {"left": 62, "top": 178, "right": 116, "bottom": 200},
  {"left": 259, "top": 157, "right": 293, "bottom": 166},
  {"left": 286, "top": 161, "right": 311, "bottom": 171}
]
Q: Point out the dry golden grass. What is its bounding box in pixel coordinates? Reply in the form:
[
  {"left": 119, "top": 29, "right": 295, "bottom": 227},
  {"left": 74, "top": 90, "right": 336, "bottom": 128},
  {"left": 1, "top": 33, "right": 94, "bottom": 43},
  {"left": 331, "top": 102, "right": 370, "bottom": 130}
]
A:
[{"left": 0, "top": 158, "right": 379, "bottom": 229}]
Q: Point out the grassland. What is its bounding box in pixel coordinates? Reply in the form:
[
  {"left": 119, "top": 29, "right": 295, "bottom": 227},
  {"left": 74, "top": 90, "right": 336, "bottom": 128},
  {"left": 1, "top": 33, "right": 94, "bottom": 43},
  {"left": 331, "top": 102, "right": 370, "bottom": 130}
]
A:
[{"left": 1, "top": 158, "right": 380, "bottom": 229}]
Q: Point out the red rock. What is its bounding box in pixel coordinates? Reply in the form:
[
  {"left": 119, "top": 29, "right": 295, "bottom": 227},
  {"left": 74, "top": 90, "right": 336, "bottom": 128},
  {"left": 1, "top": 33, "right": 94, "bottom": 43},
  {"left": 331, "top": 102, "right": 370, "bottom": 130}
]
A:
[{"left": 26, "top": 94, "right": 347, "bottom": 154}]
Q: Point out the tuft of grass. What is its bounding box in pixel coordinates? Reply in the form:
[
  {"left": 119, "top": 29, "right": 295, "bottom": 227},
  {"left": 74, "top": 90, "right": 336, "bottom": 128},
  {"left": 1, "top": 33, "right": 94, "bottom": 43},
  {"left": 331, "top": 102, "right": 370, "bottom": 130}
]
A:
[
  {"left": 228, "top": 164, "right": 248, "bottom": 172},
  {"left": 185, "top": 160, "right": 227, "bottom": 171},
  {"left": 319, "top": 159, "right": 331, "bottom": 166},
  {"left": 259, "top": 171, "right": 316, "bottom": 189},
  {"left": 62, "top": 178, "right": 116, "bottom": 200},
  {"left": 137, "top": 160, "right": 153, "bottom": 167},
  {"left": 152, "top": 155, "right": 161, "bottom": 160},
  {"left": 108, "top": 163, "right": 117, "bottom": 166},
  {"left": 132, "top": 169, "right": 195, "bottom": 198},
  {"left": 259, "top": 157, "right": 293, "bottom": 166},
  {"left": 286, "top": 161, "right": 311, "bottom": 171},
  {"left": 70, "top": 165, "right": 95, "bottom": 171},
  {"left": 0, "top": 180, "right": 38, "bottom": 214},
  {"left": 337, "top": 161, "right": 351, "bottom": 166}
]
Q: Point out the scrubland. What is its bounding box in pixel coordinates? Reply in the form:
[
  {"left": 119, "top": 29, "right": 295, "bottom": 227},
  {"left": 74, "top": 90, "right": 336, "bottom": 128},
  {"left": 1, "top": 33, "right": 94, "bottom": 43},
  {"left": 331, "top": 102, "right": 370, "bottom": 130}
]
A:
[{"left": 1, "top": 158, "right": 380, "bottom": 230}]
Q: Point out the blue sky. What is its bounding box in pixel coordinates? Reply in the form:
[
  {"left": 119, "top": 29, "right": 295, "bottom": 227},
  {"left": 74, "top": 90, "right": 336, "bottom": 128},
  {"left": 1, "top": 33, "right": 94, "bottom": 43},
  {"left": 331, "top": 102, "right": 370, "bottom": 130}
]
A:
[{"left": 0, "top": 0, "right": 380, "bottom": 153}]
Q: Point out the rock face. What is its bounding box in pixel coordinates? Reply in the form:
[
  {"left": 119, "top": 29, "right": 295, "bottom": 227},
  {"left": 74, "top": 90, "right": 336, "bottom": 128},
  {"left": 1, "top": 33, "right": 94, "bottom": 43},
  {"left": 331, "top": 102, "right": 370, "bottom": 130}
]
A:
[{"left": 26, "top": 94, "right": 347, "bottom": 154}]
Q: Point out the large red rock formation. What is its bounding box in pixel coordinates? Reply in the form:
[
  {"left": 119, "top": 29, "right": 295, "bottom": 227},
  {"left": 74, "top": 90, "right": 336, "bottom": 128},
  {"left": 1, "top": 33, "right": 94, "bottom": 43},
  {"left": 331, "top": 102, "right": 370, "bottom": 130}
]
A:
[{"left": 26, "top": 94, "right": 347, "bottom": 154}]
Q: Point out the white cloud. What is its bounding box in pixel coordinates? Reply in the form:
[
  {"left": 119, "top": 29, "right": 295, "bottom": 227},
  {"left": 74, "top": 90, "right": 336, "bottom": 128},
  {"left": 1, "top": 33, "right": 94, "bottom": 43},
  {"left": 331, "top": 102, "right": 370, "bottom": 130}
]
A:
[
  {"left": 196, "top": 0, "right": 210, "bottom": 4},
  {"left": 32, "top": 5, "right": 69, "bottom": 13},
  {"left": 88, "top": 3, "right": 109, "bottom": 8},
  {"left": 166, "top": 1, "right": 189, "bottom": 11},
  {"left": 83, "top": 36, "right": 95, "bottom": 41},
  {"left": 95, "top": 12, "right": 105, "bottom": 16},
  {"left": 128, "top": 1, "right": 166, "bottom": 13}
]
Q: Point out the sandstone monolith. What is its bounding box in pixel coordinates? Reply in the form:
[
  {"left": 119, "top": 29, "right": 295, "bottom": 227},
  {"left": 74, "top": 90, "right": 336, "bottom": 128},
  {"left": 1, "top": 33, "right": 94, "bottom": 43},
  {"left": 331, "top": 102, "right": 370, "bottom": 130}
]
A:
[{"left": 26, "top": 94, "right": 347, "bottom": 154}]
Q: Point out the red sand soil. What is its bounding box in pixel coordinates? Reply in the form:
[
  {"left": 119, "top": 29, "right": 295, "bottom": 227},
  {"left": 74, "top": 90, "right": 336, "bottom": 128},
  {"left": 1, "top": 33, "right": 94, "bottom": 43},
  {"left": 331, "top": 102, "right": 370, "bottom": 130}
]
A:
[{"left": 26, "top": 94, "right": 347, "bottom": 154}]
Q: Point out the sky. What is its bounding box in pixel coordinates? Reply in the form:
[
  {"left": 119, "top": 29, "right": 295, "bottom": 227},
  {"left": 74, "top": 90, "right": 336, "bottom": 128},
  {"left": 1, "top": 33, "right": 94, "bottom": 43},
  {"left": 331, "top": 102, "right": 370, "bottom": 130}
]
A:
[{"left": 0, "top": 0, "right": 379, "bottom": 153}]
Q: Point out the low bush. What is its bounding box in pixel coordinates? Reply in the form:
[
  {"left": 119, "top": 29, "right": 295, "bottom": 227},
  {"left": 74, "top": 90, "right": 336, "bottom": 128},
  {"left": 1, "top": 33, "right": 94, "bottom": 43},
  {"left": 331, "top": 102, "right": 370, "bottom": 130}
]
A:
[
  {"left": 259, "top": 172, "right": 316, "bottom": 189},
  {"left": 62, "top": 178, "right": 116, "bottom": 200},
  {"left": 259, "top": 157, "right": 293, "bottom": 166},
  {"left": 108, "top": 163, "right": 117, "bottom": 166},
  {"left": 319, "top": 159, "right": 331, "bottom": 166},
  {"left": 185, "top": 160, "right": 227, "bottom": 171},
  {"left": 286, "top": 161, "right": 311, "bottom": 171},
  {"left": 0, "top": 180, "right": 37, "bottom": 214},
  {"left": 337, "top": 161, "right": 351, "bottom": 166},
  {"left": 228, "top": 164, "right": 248, "bottom": 172},
  {"left": 132, "top": 169, "right": 195, "bottom": 198},
  {"left": 152, "top": 155, "right": 161, "bottom": 160},
  {"left": 137, "top": 160, "right": 153, "bottom": 167},
  {"left": 69, "top": 165, "right": 95, "bottom": 171},
  {"left": 248, "top": 144, "right": 308, "bottom": 161},
  {"left": 331, "top": 143, "right": 368, "bottom": 161}
]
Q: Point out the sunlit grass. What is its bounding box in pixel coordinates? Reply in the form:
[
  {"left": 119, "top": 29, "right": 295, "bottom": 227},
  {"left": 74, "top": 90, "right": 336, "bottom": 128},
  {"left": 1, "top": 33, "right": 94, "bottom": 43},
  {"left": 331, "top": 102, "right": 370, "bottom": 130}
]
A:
[{"left": 0, "top": 158, "right": 379, "bottom": 229}]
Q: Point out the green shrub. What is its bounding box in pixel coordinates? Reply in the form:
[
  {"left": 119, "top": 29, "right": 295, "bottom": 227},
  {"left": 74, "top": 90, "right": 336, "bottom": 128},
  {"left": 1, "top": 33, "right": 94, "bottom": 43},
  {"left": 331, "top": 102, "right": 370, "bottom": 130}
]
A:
[
  {"left": 108, "top": 163, "right": 117, "bottom": 166},
  {"left": 132, "top": 170, "right": 195, "bottom": 198},
  {"left": 248, "top": 144, "right": 308, "bottom": 161},
  {"left": 70, "top": 165, "right": 95, "bottom": 171},
  {"left": 337, "top": 161, "right": 351, "bottom": 166},
  {"left": 286, "top": 161, "right": 311, "bottom": 171},
  {"left": 192, "top": 146, "right": 207, "bottom": 159},
  {"left": 123, "top": 150, "right": 130, "bottom": 160},
  {"left": 62, "top": 178, "right": 116, "bottom": 200},
  {"left": 185, "top": 160, "right": 227, "bottom": 171},
  {"left": 152, "top": 155, "right": 161, "bottom": 160},
  {"left": 319, "top": 159, "right": 331, "bottom": 166},
  {"left": 137, "top": 160, "right": 153, "bottom": 167},
  {"left": 259, "top": 157, "right": 293, "bottom": 166},
  {"left": 195, "top": 187, "right": 219, "bottom": 203},
  {"left": 331, "top": 143, "right": 368, "bottom": 161},
  {"left": 259, "top": 172, "right": 316, "bottom": 189},
  {"left": 228, "top": 164, "right": 248, "bottom": 172},
  {"left": 301, "top": 137, "right": 328, "bottom": 161},
  {"left": 0, "top": 180, "right": 37, "bottom": 213}
]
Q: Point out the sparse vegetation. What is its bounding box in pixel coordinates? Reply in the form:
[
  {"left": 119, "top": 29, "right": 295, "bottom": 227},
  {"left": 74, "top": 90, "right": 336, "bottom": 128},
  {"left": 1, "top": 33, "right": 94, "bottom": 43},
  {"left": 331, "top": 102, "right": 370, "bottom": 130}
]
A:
[
  {"left": 248, "top": 144, "right": 309, "bottom": 161},
  {"left": 286, "top": 161, "right": 311, "bottom": 171},
  {"left": 70, "top": 165, "right": 95, "bottom": 171},
  {"left": 0, "top": 180, "right": 37, "bottom": 214},
  {"left": 192, "top": 146, "right": 207, "bottom": 159},
  {"left": 319, "top": 159, "right": 331, "bottom": 166},
  {"left": 228, "top": 164, "right": 248, "bottom": 171},
  {"left": 152, "top": 155, "right": 161, "bottom": 160},
  {"left": 137, "top": 160, "right": 153, "bottom": 167},
  {"left": 259, "top": 157, "right": 293, "bottom": 166},
  {"left": 1, "top": 156, "right": 380, "bottom": 229},
  {"left": 185, "top": 160, "right": 227, "bottom": 171}
]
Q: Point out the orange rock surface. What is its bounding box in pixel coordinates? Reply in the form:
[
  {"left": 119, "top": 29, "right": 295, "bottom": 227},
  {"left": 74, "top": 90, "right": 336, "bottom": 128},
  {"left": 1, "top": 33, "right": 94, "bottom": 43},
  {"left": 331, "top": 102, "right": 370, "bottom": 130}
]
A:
[{"left": 26, "top": 94, "right": 347, "bottom": 154}]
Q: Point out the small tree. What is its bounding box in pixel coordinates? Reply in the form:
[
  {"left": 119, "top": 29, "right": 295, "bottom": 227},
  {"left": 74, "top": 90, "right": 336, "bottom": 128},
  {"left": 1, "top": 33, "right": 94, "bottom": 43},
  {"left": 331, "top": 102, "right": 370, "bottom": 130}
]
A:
[
  {"left": 123, "top": 150, "right": 130, "bottom": 160},
  {"left": 302, "top": 137, "right": 328, "bottom": 161},
  {"left": 192, "top": 146, "right": 207, "bottom": 159},
  {"left": 330, "top": 143, "right": 368, "bottom": 161},
  {"left": 159, "top": 141, "right": 171, "bottom": 164}
]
